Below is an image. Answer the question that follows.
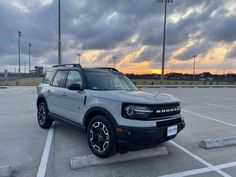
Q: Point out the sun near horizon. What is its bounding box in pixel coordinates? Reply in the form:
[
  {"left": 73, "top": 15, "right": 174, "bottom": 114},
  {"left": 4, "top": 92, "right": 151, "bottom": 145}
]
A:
[{"left": 151, "top": 69, "right": 162, "bottom": 75}]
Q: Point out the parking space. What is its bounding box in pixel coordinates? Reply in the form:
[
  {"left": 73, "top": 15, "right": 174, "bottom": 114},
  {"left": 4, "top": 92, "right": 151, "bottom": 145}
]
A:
[
  {"left": 1, "top": 87, "right": 236, "bottom": 177},
  {"left": 0, "top": 87, "right": 48, "bottom": 177},
  {"left": 49, "top": 124, "right": 205, "bottom": 177},
  {"left": 223, "top": 167, "right": 236, "bottom": 177}
]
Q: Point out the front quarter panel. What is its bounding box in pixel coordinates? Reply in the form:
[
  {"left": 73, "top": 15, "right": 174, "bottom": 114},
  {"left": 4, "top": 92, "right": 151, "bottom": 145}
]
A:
[
  {"left": 81, "top": 90, "right": 170, "bottom": 128},
  {"left": 36, "top": 83, "right": 51, "bottom": 111},
  {"left": 81, "top": 92, "right": 122, "bottom": 125}
]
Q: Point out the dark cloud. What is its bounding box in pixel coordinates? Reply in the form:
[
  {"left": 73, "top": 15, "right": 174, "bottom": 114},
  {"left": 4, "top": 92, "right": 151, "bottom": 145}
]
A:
[
  {"left": 133, "top": 45, "right": 177, "bottom": 63},
  {"left": 226, "top": 46, "right": 236, "bottom": 59},
  {"left": 134, "top": 47, "right": 162, "bottom": 63},
  {"left": 0, "top": 2, "right": 29, "bottom": 57},
  {"left": 176, "top": 41, "right": 211, "bottom": 60},
  {"left": 0, "top": 0, "right": 235, "bottom": 68},
  {"left": 81, "top": 20, "right": 135, "bottom": 50},
  {"left": 203, "top": 15, "right": 236, "bottom": 43},
  {"left": 141, "top": 0, "right": 221, "bottom": 47}
]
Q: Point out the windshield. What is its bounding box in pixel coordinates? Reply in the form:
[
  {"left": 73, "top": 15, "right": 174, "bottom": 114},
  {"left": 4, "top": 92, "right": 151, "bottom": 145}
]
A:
[{"left": 84, "top": 70, "right": 138, "bottom": 91}]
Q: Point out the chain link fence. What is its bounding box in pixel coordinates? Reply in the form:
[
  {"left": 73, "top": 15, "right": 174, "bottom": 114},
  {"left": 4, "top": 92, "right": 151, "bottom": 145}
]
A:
[{"left": 0, "top": 72, "right": 43, "bottom": 86}]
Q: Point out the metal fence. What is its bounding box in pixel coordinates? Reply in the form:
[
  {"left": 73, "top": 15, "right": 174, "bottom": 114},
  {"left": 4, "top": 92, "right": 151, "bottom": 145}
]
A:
[{"left": 0, "top": 72, "right": 43, "bottom": 86}]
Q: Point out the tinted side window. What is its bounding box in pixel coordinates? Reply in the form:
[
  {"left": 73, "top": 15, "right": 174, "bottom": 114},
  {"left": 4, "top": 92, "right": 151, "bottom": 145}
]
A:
[
  {"left": 52, "top": 71, "right": 67, "bottom": 87},
  {"left": 43, "top": 71, "right": 55, "bottom": 84},
  {"left": 66, "top": 71, "right": 83, "bottom": 88}
]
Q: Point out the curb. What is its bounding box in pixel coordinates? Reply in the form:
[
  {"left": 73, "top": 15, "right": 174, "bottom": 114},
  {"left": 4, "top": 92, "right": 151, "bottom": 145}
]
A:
[
  {"left": 71, "top": 145, "right": 168, "bottom": 170},
  {"left": 199, "top": 136, "right": 236, "bottom": 149},
  {"left": 0, "top": 165, "right": 12, "bottom": 177},
  {"left": 0, "top": 86, "right": 7, "bottom": 89}
]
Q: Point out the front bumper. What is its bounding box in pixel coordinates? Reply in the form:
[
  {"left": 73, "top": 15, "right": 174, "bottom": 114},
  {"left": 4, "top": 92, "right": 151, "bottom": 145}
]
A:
[{"left": 116, "top": 118, "right": 185, "bottom": 150}]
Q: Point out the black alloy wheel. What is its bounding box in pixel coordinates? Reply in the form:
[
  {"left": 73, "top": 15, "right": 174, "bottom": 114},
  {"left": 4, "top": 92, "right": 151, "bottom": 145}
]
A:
[
  {"left": 37, "top": 102, "right": 53, "bottom": 129},
  {"left": 87, "top": 115, "right": 116, "bottom": 158}
]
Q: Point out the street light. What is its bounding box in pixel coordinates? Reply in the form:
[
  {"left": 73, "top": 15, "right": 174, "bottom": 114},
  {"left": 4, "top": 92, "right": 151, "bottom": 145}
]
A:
[
  {"left": 77, "top": 53, "right": 82, "bottom": 64},
  {"left": 192, "top": 55, "right": 197, "bottom": 81},
  {"left": 58, "top": 0, "right": 62, "bottom": 64},
  {"left": 17, "top": 31, "right": 22, "bottom": 73},
  {"left": 157, "top": 0, "right": 173, "bottom": 82},
  {"left": 29, "top": 43, "right": 31, "bottom": 73},
  {"left": 112, "top": 56, "right": 117, "bottom": 68},
  {"left": 24, "top": 62, "right": 26, "bottom": 73}
]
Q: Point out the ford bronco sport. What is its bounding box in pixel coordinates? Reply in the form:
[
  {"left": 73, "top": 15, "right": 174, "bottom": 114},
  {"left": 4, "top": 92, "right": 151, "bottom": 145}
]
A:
[{"left": 37, "top": 64, "right": 185, "bottom": 158}]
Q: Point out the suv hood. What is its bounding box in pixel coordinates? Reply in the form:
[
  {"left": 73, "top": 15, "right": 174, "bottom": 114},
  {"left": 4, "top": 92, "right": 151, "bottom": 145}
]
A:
[{"left": 90, "top": 90, "right": 180, "bottom": 104}]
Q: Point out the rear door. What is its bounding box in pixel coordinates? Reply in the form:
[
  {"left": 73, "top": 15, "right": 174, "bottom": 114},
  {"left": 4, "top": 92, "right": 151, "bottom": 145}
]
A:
[
  {"left": 63, "top": 70, "right": 86, "bottom": 123},
  {"left": 48, "top": 70, "right": 68, "bottom": 117},
  {"left": 40, "top": 70, "right": 56, "bottom": 112}
]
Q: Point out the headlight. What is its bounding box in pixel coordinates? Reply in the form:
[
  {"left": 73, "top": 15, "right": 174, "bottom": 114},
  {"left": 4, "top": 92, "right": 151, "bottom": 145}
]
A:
[{"left": 123, "top": 105, "right": 153, "bottom": 119}]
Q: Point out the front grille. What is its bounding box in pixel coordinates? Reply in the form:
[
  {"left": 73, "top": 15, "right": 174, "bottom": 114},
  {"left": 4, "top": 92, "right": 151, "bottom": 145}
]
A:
[
  {"left": 156, "top": 118, "right": 182, "bottom": 127},
  {"left": 148, "top": 103, "right": 180, "bottom": 119}
]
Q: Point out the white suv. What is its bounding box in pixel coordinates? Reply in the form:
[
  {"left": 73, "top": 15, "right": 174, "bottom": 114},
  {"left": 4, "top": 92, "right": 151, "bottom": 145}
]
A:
[{"left": 37, "top": 64, "right": 185, "bottom": 158}]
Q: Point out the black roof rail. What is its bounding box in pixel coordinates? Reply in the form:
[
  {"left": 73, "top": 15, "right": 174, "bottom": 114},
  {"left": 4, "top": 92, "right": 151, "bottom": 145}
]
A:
[
  {"left": 95, "top": 67, "right": 118, "bottom": 72},
  {"left": 52, "top": 64, "right": 81, "bottom": 68}
]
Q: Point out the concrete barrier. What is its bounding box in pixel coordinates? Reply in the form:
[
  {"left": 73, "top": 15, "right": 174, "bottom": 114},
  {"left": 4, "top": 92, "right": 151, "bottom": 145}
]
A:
[
  {"left": 71, "top": 145, "right": 168, "bottom": 170},
  {"left": 0, "top": 165, "right": 12, "bottom": 177},
  {"left": 199, "top": 136, "right": 236, "bottom": 149}
]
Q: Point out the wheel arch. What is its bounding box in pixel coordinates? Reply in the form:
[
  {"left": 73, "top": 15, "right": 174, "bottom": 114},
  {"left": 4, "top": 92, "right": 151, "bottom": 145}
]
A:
[
  {"left": 37, "top": 94, "right": 48, "bottom": 108},
  {"left": 83, "top": 107, "right": 117, "bottom": 130}
]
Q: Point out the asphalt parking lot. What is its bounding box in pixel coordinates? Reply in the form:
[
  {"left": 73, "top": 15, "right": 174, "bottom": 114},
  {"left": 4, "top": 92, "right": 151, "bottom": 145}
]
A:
[{"left": 1, "top": 86, "right": 236, "bottom": 177}]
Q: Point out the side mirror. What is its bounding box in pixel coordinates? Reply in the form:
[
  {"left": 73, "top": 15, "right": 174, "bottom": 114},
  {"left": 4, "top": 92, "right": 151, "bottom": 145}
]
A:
[{"left": 68, "top": 83, "right": 82, "bottom": 91}]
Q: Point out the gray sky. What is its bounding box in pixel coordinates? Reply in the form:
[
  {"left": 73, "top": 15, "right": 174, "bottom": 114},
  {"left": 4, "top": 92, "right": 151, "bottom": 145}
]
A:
[{"left": 0, "top": 0, "right": 236, "bottom": 73}]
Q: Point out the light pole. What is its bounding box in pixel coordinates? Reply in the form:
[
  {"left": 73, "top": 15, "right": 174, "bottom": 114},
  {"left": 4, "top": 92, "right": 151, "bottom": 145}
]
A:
[
  {"left": 157, "top": 0, "right": 173, "bottom": 82},
  {"left": 29, "top": 43, "right": 31, "bottom": 73},
  {"left": 18, "top": 31, "right": 22, "bottom": 73},
  {"left": 77, "top": 53, "right": 82, "bottom": 64},
  {"left": 58, "top": 0, "right": 62, "bottom": 64},
  {"left": 24, "top": 62, "right": 26, "bottom": 73},
  {"left": 112, "top": 56, "right": 117, "bottom": 68},
  {"left": 192, "top": 55, "right": 197, "bottom": 81}
]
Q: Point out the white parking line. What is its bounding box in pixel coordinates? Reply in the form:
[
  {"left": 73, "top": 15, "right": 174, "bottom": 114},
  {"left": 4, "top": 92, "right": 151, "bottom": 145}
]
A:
[
  {"left": 0, "top": 88, "right": 27, "bottom": 95},
  {"left": 168, "top": 141, "right": 231, "bottom": 177},
  {"left": 204, "top": 103, "right": 236, "bottom": 111},
  {"left": 35, "top": 108, "right": 235, "bottom": 177},
  {"left": 0, "top": 87, "right": 35, "bottom": 94},
  {"left": 183, "top": 109, "right": 236, "bottom": 128},
  {"left": 217, "top": 161, "right": 236, "bottom": 170},
  {"left": 163, "top": 109, "right": 236, "bottom": 177},
  {"left": 224, "top": 97, "right": 235, "bottom": 101},
  {"left": 159, "top": 160, "right": 236, "bottom": 177},
  {"left": 159, "top": 167, "right": 211, "bottom": 177},
  {"left": 36, "top": 124, "right": 54, "bottom": 177},
  {"left": 14, "top": 87, "right": 35, "bottom": 94}
]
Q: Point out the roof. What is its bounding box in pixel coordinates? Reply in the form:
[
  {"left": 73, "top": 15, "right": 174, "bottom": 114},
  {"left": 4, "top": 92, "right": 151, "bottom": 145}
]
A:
[{"left": 49, "top": 64, "right": 119, "bottom": 73}]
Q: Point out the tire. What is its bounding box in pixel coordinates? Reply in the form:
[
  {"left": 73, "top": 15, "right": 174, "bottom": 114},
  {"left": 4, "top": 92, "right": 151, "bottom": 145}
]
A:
[
  {"left": 87, "top": 115, "right": 117, "bottom": 158},
  {"left": 37, "top": 102, "right": 53, "bottom": 129}
]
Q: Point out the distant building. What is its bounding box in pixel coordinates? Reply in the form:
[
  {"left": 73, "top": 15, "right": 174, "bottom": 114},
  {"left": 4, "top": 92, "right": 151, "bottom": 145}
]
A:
[
  {"left": 35, "top": 66, "right": 44, "bottom": 76},
  {"left": 29, "top": 66, "right": 44, "bottom": 76},
  {"left": 199, "top": 72, "right": 214, "bottom": 81}
]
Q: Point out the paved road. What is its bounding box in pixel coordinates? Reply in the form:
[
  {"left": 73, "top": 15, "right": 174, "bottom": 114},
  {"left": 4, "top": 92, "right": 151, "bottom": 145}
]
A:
[
  {"left": 1, "top": 87, "right": 236, "bottom": 177},
  {"left": 0, "top": 87, "right": 48, "bottom": 177}
]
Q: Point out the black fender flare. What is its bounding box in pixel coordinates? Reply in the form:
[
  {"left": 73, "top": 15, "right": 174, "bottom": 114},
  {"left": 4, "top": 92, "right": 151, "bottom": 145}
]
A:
[
  {"left": 36, "top": 94, "right": 48, "bottom": 108},
  {"left": 83, "top": 106, "right": 118, "bottom": 129}
]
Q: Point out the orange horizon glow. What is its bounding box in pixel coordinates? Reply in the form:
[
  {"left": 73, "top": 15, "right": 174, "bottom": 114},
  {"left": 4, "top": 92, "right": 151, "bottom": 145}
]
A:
[
  {"left": 77, "top": 43, "right": 236, "bottom": 75},
  {"left": 118, "top": 68, "right": 236, "bottom": 75},
  {"left": 151, "top": 69, "right": 162, "bottom": 74}
]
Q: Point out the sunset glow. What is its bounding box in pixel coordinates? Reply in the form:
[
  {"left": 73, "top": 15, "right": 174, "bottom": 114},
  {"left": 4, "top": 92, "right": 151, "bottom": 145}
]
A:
[
  {"left": 151, "top": 69, "right": 162, "bottom": 75},
  {"left": 0, "top": 0, "right": 236, "bottom": 74}
]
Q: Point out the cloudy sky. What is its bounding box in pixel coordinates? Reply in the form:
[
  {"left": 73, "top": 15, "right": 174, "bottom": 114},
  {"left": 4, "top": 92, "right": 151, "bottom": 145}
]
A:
[{"left": 0, "top": 0, "right": 236, "bottom": 74}]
